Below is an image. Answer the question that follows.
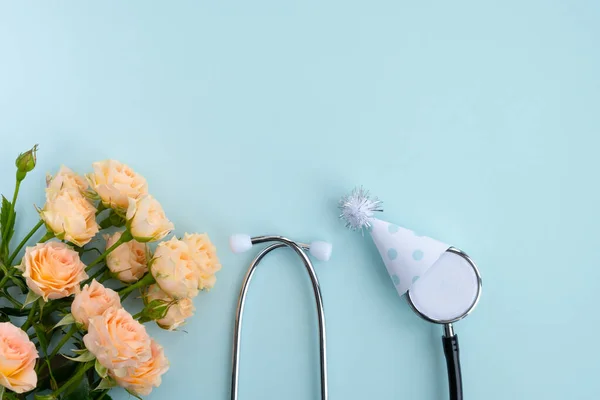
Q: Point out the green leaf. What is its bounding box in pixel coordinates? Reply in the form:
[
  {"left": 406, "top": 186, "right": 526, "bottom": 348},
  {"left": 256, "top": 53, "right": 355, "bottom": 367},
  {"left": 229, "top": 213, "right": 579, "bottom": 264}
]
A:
[
  {"left": 33, "top": 323, "right": 49, "bottom": 354},
  {"left": 23, "top": 291, "right": 41, "bottom": 308},
  {"left": 53, "top": 313, "right": 76, "bottom": 330},
  {"left": 92, "top": 392, "right": 111, "bottom": 400},
  {"left": 94, "top": 378, "right": 116, "bottom": 391},
  {"left": 63, "top": 350, "right": 95, "bottom": 363},
  {"left": 0, "top": 306, "right": 28, "bottom": 317},
  {"left": 34, "top": 394, "right": 57, "bottom": 400},
  {"left": 94, "top": 359, "right": 108, "bottom": 379},
  {"left": 111, "top": 208, "right": 127, "bottom": 221},
  {"left": 1, "top": 196, "right": 10, "bottom": 223},
  {"left": 10, "top": 275, "right": 27, "bottom": 292},
  {"left": 38, "top": 297, "right": 46, "bottom": 316},
  {"left": 36, "top": 356, "right": 77, "bottom": 391},
  {"left": 0, "top": 389, "right": 20, "bottom": 400},
  {"left": 0, "top": 312, "right": 9, "bottom": 322},
  {"left": 126, "top": 389, "right": 143, "bottom": 400},
  {"left": 62, "top": 371, "right": 90, "bottom": 400},
  {"left": 0, "top": 387, "right": 22, "bottom": 400},
  {"left": 0, "top": 195, "right": 16, "bottom": 243}
]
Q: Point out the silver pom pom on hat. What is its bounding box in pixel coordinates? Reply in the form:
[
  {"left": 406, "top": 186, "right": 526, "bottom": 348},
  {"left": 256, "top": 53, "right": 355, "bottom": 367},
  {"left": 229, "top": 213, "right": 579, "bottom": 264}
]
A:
[{"left": 338, "top": 186, "right": 383, "bottom": 232}]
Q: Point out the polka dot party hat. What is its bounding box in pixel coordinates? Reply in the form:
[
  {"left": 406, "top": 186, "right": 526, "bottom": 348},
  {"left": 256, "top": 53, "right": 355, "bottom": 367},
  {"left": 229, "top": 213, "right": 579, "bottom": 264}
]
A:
[{"left": 339, "top": 187, "right": 449, "bottom": 296}]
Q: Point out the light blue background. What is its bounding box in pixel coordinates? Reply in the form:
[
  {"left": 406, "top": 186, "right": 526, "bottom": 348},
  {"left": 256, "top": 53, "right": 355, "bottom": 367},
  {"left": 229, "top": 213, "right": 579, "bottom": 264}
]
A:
[{"left": 1, "top": 1, "right": 599, "bottom": 399}]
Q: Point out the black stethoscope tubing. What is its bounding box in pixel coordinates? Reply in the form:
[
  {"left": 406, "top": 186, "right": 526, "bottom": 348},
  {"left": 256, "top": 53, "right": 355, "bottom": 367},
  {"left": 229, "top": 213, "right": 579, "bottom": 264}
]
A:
[{"left": 406, "top": 247, "right": 482, "bottom": 400}]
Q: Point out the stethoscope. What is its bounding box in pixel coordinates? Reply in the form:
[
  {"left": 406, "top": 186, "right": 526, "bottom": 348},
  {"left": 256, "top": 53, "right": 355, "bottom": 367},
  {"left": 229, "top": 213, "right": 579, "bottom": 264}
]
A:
[
  {"left": 406, "top": 247, "right": 482, "bottom": 400},
  {"left": 229, "top": 234, "right": 332, "bottom": 400},
  {"left": 228, "top": 235, "right": 481, "bottom": 400}
]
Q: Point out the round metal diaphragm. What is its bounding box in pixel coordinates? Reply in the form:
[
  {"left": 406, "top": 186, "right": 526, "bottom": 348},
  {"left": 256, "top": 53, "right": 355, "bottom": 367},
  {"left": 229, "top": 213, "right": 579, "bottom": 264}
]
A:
[{"left": 407, "top": 248, "right": 481, "bottom": 324}]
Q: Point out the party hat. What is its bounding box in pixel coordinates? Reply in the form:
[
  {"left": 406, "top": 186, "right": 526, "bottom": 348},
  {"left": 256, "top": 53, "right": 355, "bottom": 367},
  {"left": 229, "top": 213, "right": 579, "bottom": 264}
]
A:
[{"left": 339, "top": 187, "right": 449, "bottom": 296}]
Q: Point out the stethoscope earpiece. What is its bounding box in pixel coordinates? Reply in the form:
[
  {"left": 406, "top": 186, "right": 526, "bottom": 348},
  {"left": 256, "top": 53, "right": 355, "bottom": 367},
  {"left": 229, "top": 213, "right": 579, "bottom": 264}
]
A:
[
  {"left": 229, "top": 234, "right": 332, "bottom": 262},
  {"left": 307, "top": 241, "right": 333, "bottom": 261},
  {"left": 229, "top": 234, "right": 253, "bottom": 254},
  {"left": 229, "top": 235, "right": 330, "bottom": 400}
]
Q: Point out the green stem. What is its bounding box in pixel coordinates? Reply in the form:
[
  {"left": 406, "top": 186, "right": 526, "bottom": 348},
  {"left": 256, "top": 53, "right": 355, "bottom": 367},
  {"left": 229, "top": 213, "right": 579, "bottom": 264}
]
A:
[
  {"left": 0, "top": 275, "right": 9, "bottom": 287},
  {"left": 35, "top": 326, "right": 60, "bottom": 390},
  {"left": 0, "top": 306, "right": 29, "bottom": 317},
  {"left": 1, "top": 290, "right": 22, "bottom": 308},
  {"left": 45, "top": 357, "right": 58, "bottom": 390},
  {"left": 120, "top": 290, "right": 134, "bottom": 301},
  {"left": 52, "top": 361, "right": 94, "bottom": 396},
  {"left": 83, "top": 266, "right": 106, "bottom": 286},
  {"left": 118, "top": 272, "right": 155, "bottom": 299},
  {"left": 1, "top": 178, "right": 21, "bottom": 244},
  {"left": 7, "top": 220, "right": 44, "bottom": 265},
  {"left": 86, "top": 230, "right": 132, "bottom": 271},
  {"left": 21, "top": 302, "right": 37, "bottom": 331},
  {"left": 96, "top": 390, "right": 109, "bottom": 400},
  {"left": 49, "top": 324, "right": 78, "bottom": 359},
  {"left": 38, "top": 231, "right": 54, "bottom": 243}
]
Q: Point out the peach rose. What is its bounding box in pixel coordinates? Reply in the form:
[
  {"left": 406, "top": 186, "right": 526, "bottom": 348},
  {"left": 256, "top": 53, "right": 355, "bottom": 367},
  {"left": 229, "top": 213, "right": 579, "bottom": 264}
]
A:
[
  {"left": 105, "top": 231, "right": 148, "bottom": 282},
  {"left": 87, "top": 160, "right": 148, "bottom": 210},
  {"left": 183, "top": 233, "right": 221, "bottom": 290},
  {"left": 126, "top": 195, "right": 174, "bottom": 242},
  {"left": 0, "top": 322, "right": 38, "bottom": 393},
  {"left": 144, "top": 284, "right": 195, "bottom": 331},
  {"left": 182, "top": 233, "right": 221, "bottom": 274},
  {"left": 72, "top": 280, "right": 122, "bottom": 329},
  {"left": 83, "top": 307, "right": 151, "bottom": 370},
  {"left": 40, "top": 188, "right": 99, "bottom": 247},
  {"left": 46, "top": 166, "right": 89, "bottom": 200},
  {"left": 150, "top": 238, "right": 199, "bottom": 299},
  {"left": 18, "top": 242, "right": 88, "bottom": 301},
  {"left": 110, "top": 340, "right": 169, "bottom": 396},
  {"left": 198, "top": 271, "right": 217, "bottom": 290}
]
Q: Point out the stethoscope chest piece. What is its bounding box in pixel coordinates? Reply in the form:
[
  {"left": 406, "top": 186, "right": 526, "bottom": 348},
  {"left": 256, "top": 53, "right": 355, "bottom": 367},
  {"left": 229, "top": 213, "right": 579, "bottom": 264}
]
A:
[{"left": 407, "top": 247, "right": 482, "bottom": 325}]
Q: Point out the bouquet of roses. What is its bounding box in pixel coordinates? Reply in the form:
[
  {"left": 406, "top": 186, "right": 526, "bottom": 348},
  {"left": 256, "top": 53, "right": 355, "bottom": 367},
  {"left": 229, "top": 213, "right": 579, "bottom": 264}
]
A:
[{"left": 0, "top": 146, "right": 220, "bottom": 399}]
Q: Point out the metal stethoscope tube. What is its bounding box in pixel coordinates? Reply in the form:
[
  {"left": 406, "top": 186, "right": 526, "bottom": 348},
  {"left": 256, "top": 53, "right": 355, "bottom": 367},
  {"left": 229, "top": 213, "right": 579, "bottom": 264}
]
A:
[{"left": 230, "top": 236, "right": 328, "bottom": 400}]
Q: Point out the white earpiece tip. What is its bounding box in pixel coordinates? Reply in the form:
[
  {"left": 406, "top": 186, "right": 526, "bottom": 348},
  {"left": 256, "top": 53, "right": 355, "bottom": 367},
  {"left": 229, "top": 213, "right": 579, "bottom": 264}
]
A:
[
  {"left": 309, "top": 241, "right": 332, "bottom": 262},
  {"left": 230, "top": 234, "right": 253, "bottom": 254}
]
